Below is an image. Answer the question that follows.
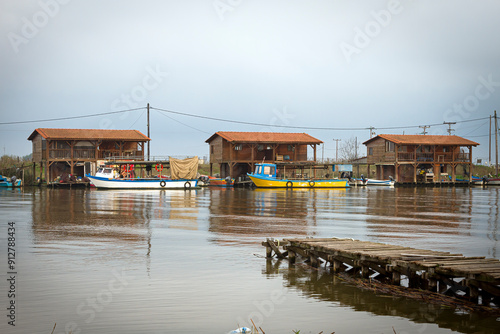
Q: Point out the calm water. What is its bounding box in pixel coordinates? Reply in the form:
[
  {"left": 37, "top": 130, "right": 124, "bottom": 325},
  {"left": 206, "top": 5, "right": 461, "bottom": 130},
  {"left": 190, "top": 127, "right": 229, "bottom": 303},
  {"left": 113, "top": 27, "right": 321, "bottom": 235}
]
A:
[{"left": 0, "top": 186, "right": 499, "bottom": 334}]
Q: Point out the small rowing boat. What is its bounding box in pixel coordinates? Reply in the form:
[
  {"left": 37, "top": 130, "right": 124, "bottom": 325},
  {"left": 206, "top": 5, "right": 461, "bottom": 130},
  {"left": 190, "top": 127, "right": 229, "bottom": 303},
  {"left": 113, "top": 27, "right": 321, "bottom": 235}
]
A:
[
  {"left": 247, "top": 163, "right": 349, "bottom": 189},
  {"left": 365, "top": 178, "right": 395, "bottom": 186}
]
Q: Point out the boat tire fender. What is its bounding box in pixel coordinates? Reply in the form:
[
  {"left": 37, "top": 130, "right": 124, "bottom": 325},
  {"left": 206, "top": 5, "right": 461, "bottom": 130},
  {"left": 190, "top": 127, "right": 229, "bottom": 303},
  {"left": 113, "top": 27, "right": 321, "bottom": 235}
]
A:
[
  {"left": 286, "top": 181, "right": 293, "bottom": 188},
  {"left": 309, "top": 181, "right": 315, "bottom": 187},
  {"left": 160, "top": 180, "right": 166, "bottom": 187},
  {"left": 184, "top": 181, "right": 191, "bottom": 190}
]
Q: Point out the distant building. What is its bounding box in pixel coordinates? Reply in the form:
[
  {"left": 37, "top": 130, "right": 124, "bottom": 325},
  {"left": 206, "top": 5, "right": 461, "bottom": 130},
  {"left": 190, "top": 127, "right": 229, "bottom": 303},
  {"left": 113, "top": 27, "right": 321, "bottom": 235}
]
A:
[
  {"left": 28, "top": 128, "right": 150, "bottom": 181},
  {"left": 363, "top": 134, "right": 479, "bottom": 183},
  {"left": 205, "top": 131, "right": 323, "bottom": 179}
]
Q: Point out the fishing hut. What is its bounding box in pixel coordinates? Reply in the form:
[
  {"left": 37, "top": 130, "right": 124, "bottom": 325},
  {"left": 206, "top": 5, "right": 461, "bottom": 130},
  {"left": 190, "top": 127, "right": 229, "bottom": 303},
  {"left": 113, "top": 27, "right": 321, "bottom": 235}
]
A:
[
  {"left": 205, "top": 131, "right": 332, "bottom": 184},
  {"left": 28, "top": 128, "right": 150, "bottom": 183},
  {"left": 263, "top": 237, "right": 500, "bottom": 307},
  {"left": 363, "top": 135, "right": 479, "bottom": 184}
]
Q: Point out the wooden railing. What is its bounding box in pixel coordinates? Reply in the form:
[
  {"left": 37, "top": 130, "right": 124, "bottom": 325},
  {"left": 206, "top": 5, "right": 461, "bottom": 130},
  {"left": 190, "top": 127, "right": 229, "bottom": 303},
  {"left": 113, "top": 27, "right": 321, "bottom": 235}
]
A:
[{"left": 397, "top": 152, "right": 470, "bottom": 163}]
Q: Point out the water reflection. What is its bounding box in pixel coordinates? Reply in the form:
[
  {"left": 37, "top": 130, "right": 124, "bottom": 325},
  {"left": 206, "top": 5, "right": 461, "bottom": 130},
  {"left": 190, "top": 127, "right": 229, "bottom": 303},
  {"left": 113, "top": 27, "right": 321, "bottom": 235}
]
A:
[{"left": 264, "top": 259, "right": 500, "bottom": 334}]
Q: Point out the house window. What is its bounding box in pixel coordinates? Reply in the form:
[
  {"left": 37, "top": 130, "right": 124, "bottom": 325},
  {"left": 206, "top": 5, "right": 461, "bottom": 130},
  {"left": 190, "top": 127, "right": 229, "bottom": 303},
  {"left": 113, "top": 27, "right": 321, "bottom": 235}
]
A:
[
  {"left": 257, "top": 145, "right": 264, "bottom": 151},
  {"left": 385, "top": 141, "right": 395, "bottom": 152},
  {"left": 234, "top": 144, "right": 242, "bottom": 151},
  {"left": 368, "top": 147, "right": 373, "bottom": 156},
  {"left": 287, "top": 145, "right": 294, "bottom": 151},
  {"left": 210, "top": 145, "right": 214, "bottom": 154}
]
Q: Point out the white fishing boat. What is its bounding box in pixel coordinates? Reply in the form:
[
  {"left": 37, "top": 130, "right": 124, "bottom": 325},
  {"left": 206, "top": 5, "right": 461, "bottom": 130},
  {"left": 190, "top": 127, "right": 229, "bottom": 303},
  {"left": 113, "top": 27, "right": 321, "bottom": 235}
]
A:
[
  {"left": 365, "top": 178, "right": 395, "bottom": 186},
  {"left": 87, "top": 157, "right": 199, "bottom": 190},
  {"left": 87, "top": 174, "right": 197, "bottom": 189}
]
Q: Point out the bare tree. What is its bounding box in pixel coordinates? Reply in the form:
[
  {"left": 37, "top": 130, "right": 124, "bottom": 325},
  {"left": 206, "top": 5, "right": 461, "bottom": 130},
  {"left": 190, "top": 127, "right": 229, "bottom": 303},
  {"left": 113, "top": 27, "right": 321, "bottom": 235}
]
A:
[{"left": 338, "top": 137, "right": 360, "bottom": 162}]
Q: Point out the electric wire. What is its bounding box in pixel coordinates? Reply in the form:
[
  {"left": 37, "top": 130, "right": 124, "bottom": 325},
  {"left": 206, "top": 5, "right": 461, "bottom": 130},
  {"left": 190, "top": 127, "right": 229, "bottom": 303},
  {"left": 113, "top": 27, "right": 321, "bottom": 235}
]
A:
[
  {"left": 0, "top": 107, "right": 145, "bottom": 125},
  {"left": 0, "top": 104, "right": 492, "bottom": 132}
]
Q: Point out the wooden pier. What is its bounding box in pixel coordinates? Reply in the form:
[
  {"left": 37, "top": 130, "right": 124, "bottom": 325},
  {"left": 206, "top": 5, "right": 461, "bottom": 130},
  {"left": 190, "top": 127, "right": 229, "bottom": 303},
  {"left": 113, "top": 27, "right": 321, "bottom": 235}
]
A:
[{"left": 263, "top": 237, "right": 500, "bottom": 307}]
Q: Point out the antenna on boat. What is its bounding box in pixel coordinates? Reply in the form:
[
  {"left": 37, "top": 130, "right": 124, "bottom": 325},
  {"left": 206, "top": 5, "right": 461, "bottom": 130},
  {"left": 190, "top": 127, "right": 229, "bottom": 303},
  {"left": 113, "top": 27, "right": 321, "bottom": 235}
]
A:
[{"left": 262, "top": 157, "right": 265, "bottom": 164}]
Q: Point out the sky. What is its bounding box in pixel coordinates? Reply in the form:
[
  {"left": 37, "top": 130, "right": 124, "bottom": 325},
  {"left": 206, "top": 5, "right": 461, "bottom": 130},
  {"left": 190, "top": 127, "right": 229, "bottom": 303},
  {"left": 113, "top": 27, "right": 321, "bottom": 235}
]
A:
[{"left": 1, "top": 0, "right": 499, "bottom": 163}]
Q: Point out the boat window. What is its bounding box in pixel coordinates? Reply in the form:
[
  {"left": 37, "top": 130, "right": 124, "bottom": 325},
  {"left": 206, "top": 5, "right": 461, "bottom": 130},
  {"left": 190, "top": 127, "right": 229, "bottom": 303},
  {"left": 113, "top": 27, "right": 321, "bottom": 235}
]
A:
[
  {"left": 263, "top": 166, "right": 275, "bottom": 175},
  {"left": 255, "top": 165, "right": 262, "bottom": 174},
  {"left": 104, "top": 168, "right": 113, "bottom": 174},
  {"left": 97, "top": 168, "right": 104, "bottom": 173}
]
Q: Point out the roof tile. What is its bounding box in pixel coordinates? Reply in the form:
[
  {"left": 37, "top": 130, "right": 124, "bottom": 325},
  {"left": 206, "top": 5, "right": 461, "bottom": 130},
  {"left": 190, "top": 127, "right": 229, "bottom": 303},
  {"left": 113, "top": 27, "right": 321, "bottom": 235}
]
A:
[
  {"left": 206, "top": 131, "right": 322, "bottom": 144},
  {"left": 28, "top": 128, "right": 150, "bottom": 141}
]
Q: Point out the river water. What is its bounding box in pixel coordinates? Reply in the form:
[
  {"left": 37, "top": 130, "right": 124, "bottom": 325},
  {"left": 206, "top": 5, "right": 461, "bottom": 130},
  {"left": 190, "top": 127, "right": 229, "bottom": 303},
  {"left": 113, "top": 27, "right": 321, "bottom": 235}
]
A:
[{"left": 0, "top": 186, "right": 499, "bottom": 334}]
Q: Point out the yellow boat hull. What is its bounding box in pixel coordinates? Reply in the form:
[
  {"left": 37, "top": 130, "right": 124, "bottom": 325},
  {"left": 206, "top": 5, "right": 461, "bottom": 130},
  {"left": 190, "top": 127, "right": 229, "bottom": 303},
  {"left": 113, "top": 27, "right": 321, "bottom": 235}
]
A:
[{"left": 248, "top": 174, "right": 349, "bottom": 188}]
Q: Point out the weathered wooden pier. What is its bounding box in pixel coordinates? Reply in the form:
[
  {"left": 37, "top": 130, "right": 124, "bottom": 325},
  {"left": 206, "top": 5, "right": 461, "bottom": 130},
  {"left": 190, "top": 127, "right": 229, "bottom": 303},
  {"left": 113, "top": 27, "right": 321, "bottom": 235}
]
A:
[{"left": 263, "top": 237, "right": 500, "bottom": 307}]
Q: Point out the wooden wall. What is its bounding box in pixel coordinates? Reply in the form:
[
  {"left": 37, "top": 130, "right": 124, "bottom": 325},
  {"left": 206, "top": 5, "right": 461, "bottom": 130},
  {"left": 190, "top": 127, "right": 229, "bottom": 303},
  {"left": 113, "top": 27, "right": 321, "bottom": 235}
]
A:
[
  {"left": 366, "top": 137, "right": 395, "bottom": 164},
  {"left": 209, "top": 138, "right": 309, "bottom": 163},
  {"left": 31, "top": 133, "right": 43, "bottom": 163}
]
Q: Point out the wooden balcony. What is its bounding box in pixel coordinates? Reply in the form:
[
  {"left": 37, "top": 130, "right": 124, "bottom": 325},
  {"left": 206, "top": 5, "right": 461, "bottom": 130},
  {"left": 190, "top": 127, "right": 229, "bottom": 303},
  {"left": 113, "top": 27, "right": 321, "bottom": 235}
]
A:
[{"left": 396, "top": 152, "right": 470, "bottom": 163}]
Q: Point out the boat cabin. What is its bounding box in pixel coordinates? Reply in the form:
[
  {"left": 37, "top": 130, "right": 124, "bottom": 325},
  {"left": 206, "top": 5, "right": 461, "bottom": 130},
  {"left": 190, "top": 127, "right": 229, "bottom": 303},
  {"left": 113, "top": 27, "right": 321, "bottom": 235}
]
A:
[
  {"left": 95, "top": 167, "right": 119, "bottom": 179},
  {"left": 253, "top": 163, "right": 277, "bottom": 178}
]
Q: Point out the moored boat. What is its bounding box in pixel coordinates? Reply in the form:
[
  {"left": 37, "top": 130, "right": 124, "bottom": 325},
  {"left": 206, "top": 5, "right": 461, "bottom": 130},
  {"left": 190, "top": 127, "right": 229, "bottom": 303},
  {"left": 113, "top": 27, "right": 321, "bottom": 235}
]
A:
[
  {"left": 87, "top": 175, "right": 197, "bottom": 189},
  {"left": 365, "top": 178, "right": 395, "bottom": 186},
  {"left": 87, "top": 157, "right": 199, "bottom": 190},
  {"left": 247, "top": 163, "right": 349, "bottom": 188},
  {"left": 199, "top": 175, "right": 234, "bottom": 187},
  {"left": 0, "top": 175, "right": 22, "bottom": 187}
]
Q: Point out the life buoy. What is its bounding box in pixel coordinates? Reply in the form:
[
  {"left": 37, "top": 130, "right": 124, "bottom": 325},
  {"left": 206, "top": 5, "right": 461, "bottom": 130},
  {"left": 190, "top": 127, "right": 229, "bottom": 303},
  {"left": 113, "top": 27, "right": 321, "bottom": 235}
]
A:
[
  {"left": 309, "top": 181, "right": 315, "bottom": 187},
  {"left": 286, "top": 181, "right": 293, "bottom": 188},
  {"left": 122, "top": 164, "right": 133, "bottom": 172},
  {"left": 160, "top": 180, "right": 166, "bottom": 187},
  {"left": 155, "top": 164, "right": 163, "bottom": 172},
  {"left": 184, "top": 181, "right": 191, "bottom": 190}
]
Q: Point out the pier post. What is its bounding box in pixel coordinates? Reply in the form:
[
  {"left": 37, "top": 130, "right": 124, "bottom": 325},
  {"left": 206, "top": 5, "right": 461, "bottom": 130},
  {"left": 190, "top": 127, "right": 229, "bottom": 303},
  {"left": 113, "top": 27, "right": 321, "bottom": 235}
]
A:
[
  {"left": 332, "top": 259, "right": 342, "bottom": 273},
  {"left": 266, "top": 243, "right": 273, "bottom": 258},
  {"left": 428, "top": 277, "right": 438, "bottom": 292},
  {"left": 361, "top": 265, "right": 370, "bottom": 278},
  {"left": 288, "top": 249, "right": 296, "bottom": 264},
  {"left": 392, "top": 271, "right": 401, "bottom": 285}
]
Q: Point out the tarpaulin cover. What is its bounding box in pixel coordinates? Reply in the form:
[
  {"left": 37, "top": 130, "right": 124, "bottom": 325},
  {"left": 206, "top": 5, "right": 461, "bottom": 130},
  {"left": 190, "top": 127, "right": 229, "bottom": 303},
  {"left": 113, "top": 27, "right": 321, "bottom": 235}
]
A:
[{"left": 169, "top": 156, "right": 198, "bottom": 179}]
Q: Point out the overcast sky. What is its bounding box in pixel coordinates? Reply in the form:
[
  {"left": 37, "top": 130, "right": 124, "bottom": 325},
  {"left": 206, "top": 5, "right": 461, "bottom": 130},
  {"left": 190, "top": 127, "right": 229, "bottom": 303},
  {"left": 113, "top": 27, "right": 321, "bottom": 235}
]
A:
[{"left": 1, "top": 0, "right": 499, "bottom": 162}]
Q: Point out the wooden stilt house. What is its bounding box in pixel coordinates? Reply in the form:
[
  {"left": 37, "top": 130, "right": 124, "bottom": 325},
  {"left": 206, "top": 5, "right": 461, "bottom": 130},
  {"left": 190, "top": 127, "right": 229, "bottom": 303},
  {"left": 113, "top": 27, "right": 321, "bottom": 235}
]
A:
[
  {"left": 28, "top": 128, "right": 150, "bottom": 182},
  {"left": 363, "top": 134, "right": 479, "bottom": 183},
  {"left": 205, "top": 131, "right": 323, "bottom": 180}
]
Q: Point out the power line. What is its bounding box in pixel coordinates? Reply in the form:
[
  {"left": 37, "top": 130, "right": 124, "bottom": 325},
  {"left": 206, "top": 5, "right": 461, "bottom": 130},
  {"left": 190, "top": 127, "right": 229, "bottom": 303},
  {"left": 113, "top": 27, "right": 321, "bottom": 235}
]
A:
[
  {"left": 152, "top": 106, "right": 489, "bottom": 131},
  {"left": 0, "top": 107, "right": 145, "bottom": 125},
  {"left": 0, "top": 103, "right": 491, "bottom": 132},
  {"left": 154, "top": 110, "right": 211, "bottom": 134}
]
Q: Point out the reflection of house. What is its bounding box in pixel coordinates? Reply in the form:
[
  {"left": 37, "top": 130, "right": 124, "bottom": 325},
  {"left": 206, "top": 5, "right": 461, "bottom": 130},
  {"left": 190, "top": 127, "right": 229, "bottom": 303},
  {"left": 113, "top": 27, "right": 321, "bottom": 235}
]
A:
[
  {"left": 205, "top": 131, "right": 323, "bottom": 179},
  {"left": 363, "top": 135, "right": 479, "bottom": 183},
  {"left": 28, "top": 128, "right": 150, "bottom": 181}
]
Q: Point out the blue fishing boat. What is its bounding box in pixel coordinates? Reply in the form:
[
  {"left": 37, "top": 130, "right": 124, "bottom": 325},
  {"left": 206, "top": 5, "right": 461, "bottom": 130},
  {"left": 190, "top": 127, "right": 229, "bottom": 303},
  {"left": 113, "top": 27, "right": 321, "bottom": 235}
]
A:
[{"left": 0, "top": 175, "right": 22, "bottom": 187}]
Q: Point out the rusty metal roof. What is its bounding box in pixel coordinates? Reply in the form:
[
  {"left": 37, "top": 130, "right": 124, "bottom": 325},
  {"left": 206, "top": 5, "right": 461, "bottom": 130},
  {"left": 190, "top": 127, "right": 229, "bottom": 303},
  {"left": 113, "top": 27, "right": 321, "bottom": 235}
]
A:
[
  {"left": 27, "top": 128, "right": 151, "bottom": 141},
  {"left": 205, "top": 131, "right": 323, "bottom": 144},
  {"left": 363, "top": 134, "right": 479, "bottom": 146}
]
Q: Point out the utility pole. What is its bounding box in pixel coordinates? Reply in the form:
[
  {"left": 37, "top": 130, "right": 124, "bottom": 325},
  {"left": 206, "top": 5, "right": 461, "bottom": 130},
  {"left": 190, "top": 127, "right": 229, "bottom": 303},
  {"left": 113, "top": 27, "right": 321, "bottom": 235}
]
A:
[
  {"left": 495, "top": 110, "right": 498, "bottom": 176},
  {"left": 147, "top": 103, "right": 150, "bottom": 161},
  {"left": 333, "top": 139, "right": 341, "bottom": 162},
  {"left": 369, "top": 127, "right": 376, "bottom": 138},
  {"left": 489, "top": 115, "right": 492, "bottom": 166},
  {"left": 419, "top": 125, "right": 430, "bottom": 135},
  {"left": 443, "top": 121, "right": 456, "bottom": 135}
]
